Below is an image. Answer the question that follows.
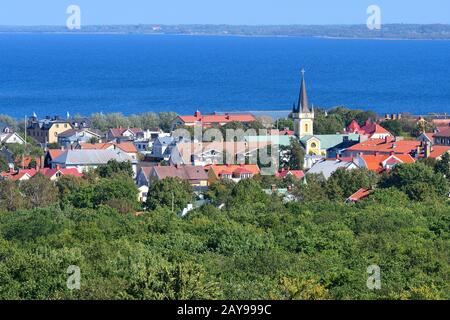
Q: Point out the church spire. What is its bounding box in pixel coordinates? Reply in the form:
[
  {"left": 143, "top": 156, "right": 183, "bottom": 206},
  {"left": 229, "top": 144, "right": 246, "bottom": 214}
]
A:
[{"left": 293, "top": 68, "right": 310, "bottom": 113}]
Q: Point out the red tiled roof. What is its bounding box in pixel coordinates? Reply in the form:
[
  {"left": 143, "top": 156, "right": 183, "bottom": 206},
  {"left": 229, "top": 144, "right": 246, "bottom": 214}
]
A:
[
  {"left": 346, "top": 138, "right": 421, "bottom": 155},
  {"left": 432, "top": 119, "right": 450, "bottom": 127},
  {"left": 1, "top": 168, "right": 83, "bottom": 180},
  {"left": 40, "top": 168, "right": 84, "bottom": 178},
  {"left": 10, "top": 172, "right": 31, "bottom": 181},
  {"left": 347, "top": 119, "right": 391, "bottom": 137},
  {"left": 428, "top": 146, "right": 450, "bottom": 159},
  {"left": 109, "top": 127, "right": 142, "bottom": 138},
  {"left": 208, "top": 164, "right": 260, "bottom": 178},
  {"left": 347, "top": 188, "right": 373, "bottom": 202},
  {"left": 434, "top": 127, "right": 450, "bottom": 138},
  {"left": 359, "top": 154, "right": 415, "bottom": 172},
  {"left": 80, "top": 142, "right": 137, "bottom": 153},
  {"left": 276, "top": 169, "right": 305, "bottom": 179},
  {"left": 233, "top": 167, "right": 254, "bottom": 175},
  {"left": 48, "top": 149, "right": 64, "bottom": 160},
  {"left": 347, "top": 120, "right": 361, "bottom": 132},
  {"left": 178, "top": 112, "right": 256, "bottom": 125}
]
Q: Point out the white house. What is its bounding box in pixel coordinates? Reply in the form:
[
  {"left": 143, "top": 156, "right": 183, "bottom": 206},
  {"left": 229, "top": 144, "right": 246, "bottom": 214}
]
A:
[
  {"left": 0, "top": 132, "right": 25, "bottom": 145},
  {"left": 307, "top": 158, "right": 359, "bottom": 179},
  {"left": 51, "top": 149, "right": 138, "bottom": 176}
]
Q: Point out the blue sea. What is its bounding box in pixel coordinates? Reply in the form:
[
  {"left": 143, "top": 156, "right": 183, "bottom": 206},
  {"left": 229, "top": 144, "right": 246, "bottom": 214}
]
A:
[{"left": 0, "top": 33, "right": 449, "bottom": 119}]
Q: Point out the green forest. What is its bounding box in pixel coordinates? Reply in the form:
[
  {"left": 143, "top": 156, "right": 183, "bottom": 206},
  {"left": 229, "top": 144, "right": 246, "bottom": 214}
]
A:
[{"left": 0, "top": 158, "right": 449, "bottom": 300}]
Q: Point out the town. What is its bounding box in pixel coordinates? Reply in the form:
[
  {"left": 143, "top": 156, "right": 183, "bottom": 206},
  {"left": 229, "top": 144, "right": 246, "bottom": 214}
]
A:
[
  {"left": 1, "top": 70, "right": 450, "bottom": 213},
  {"left": 1, "top": 71, "right": 449, "bottom": 300}
]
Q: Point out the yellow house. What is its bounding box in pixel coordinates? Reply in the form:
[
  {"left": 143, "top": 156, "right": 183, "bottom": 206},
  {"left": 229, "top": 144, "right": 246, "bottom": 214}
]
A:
[{"left": 27, "top": 117, "right": 73, "bottom": 144}]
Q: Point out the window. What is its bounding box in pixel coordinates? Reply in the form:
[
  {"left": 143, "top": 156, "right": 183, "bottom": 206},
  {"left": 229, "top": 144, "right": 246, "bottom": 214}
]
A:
[
  {"left": 305, "top": 124, "right": 309, "bottom": 132},
  {"left": 311, "top": 142, "right": 317, "bottom": 148}
]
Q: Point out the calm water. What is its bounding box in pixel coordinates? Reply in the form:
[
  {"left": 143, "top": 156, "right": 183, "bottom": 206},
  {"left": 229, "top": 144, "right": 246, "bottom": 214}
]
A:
[{"left": 0, "top": 34, "right": 450, "bottom": 119}]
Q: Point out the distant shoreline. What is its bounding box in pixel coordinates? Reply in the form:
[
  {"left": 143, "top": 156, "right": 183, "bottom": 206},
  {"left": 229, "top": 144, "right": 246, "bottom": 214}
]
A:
[
  {"left": 1, "top": 23, "right": 450, "bottom": 40},
  {"left": 1, "top": 32, "right": 449, "bottom": 42}
]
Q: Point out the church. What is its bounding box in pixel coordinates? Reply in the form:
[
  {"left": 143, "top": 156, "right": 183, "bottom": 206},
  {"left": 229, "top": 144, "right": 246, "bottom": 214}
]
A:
[
  {"left": 293, "top": 69, "right": 315, "bottom": 138},
  {"left": 292, "top": 70, "right": 361, "bottom": 166}
]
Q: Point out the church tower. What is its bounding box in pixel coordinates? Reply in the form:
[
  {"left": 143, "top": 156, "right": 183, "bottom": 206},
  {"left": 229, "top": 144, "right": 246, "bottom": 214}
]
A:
[{"left": 293, "top": 69, "right": 314, "bottom": 137}]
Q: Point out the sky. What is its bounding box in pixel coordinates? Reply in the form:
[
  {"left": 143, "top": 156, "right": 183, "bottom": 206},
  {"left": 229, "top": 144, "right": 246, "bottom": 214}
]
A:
[{"left": 0, "top": 0, "right": 450, "bottom": 25}]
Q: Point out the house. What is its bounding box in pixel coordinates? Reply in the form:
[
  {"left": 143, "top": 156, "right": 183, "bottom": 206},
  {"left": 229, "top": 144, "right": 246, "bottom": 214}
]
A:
[
  {"left": 57, "top": 128, "right": 102, "bottom": 147},
  {"left": 275, "top": 169, "right": 305, "bottom": 180},
  {"left": 44, "top": 149, "right": 65, "bottom": 168},
  {"left": 142, "top": 128, "right": 165, "bottom": 140},
  {"left": 152, "top": 136, "right": 175, "bottom": 160},
  {"left": 51, "top": 149, "right": 137, "bottom": 175},
  {"left": 77, "top": 142, "right": 139, "bottom": 161},
  {"left": 346, "top": 119, "right": 392, "bottom": 139},
  {"left": 70, "top": 117, "right": 92, "bottom": 129},
  {"left": 346, "top": 188, "right": 373, "bottom": 203},
  {"left": 136, "top": 165, "right": 156, "bottom": 187},
  {"left": 0, "top": 132, "right": 25, "bottom": 145},
  {"left": 0, "top": 124, "right": 25, "bottom": 145},
  {"left": 133, "top": 130, "right": 170, "bottom": 155},
  {"left": 427, "top": 146, "right": 450, "bottom": 160},
  {"left": 432, "top": 118, "right": 450, "bottom": 129},
  {"left": 1, "top": 167, "right": 83, "bottom": 181},
  {"left": 172, "top": 111, "right": 256, "bottom": 129},
  {"left": 433, "top": 128, "right": 450, "bottom": 146},
  {"left": 206, "top": 164, "right": 260, "bottom": 183},
  {"left": 300, "top": 134, "right": 361, "bottom": 157},
  {"left": 307, "top": 158, "right": 359, "bottom": 179},
  {"left": 169, "top": 141, "right": 267, "bottom": 167},
  {"left": 148, "top": 165, "right": 209, "bottom": 191},
  {"left": 26, "top": 116, "right": 73, "bottom": 144},
  {"left": 269, "top": 128, "right": 295, "bottom": 136},
  {"left": 356, "top": 154, "right": 415, "bottom": 173},
  {"left": 343, "top": 137, "right": 422, "bottom": 158},
  {"left": 134, "top": 140, "right": 152, "bottom": 154},
  {"left": 106, "top": 127, "right": 144, "bottom": 143},
  {"left": 138, "top": 185, "right": 149, "bottom": 203},
  {"left": 417, "top": 132, "right": 435, "bottom": 145},
  {"left": 0, "top": 122, "right": 14, "bottom": 134}
]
